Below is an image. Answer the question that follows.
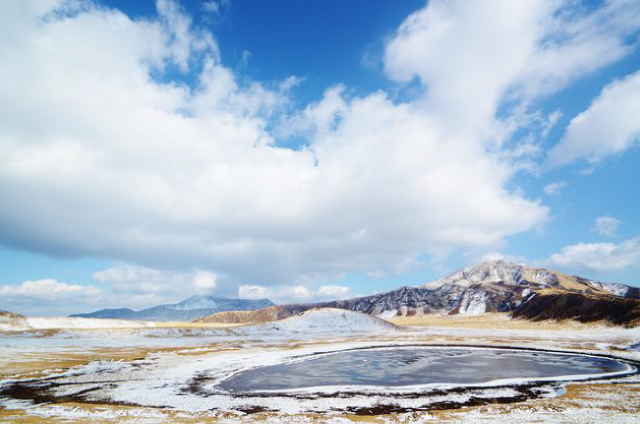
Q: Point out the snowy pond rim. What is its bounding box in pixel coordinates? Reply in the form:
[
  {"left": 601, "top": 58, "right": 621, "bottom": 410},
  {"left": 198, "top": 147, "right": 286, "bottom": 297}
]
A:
[
  {"left": 214, "top": 344, "right": 640, "bottom": 396},
  {"left": 1, "top": 343, "right": 639, "bottom": 417}
]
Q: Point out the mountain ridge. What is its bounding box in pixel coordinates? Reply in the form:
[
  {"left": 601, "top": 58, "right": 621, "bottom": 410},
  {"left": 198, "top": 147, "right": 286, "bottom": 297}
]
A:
[
  {"left": 71, "top": 295, "right": 275, "bottom": 322},
  {"left": 426, "top": 260, "right": 635, "bottom": 297},
  {"left": 198, "top": 260, "right": 640, "bottom": 327}
]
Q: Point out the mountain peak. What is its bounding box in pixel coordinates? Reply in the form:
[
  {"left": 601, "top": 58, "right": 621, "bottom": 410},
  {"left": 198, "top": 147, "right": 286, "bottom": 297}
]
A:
[
  {"left": 424, "top": 260, "right": 632, "bottom": 298},
  {"left": 424, "top": 260, "right": 542, "bottom": 290}
]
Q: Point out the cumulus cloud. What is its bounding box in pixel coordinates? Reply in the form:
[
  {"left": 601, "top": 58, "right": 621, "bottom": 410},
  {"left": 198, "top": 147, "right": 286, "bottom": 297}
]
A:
[
  {"left": 383, "top": 0, "right": 640, "bottom": 137},
  {"left": 0, "top": 264, "right": 230, "bottom": 315},
  {"left": 593, "top": 216, "right": 622, "bottom": 237},
  {"left": 0, "top": 0, "right": 638, "bottom": 299},
  {"left": 545, "top": 236, "right": 640, "bottom": 273},
  {"left": 316, "top": 285, "right": 351, "bottom": 298},
  {"left": 0, "top": 279, "right": 103, "bottom": 315},
  {"left": 239, "top": 284, "right": 353, "bottom": 304},
  {"left": 0, "top": 279, "right": 101, "bottom": 298},
  {"left": 549, "top": 71, "right": 640, "bottom": 165},
  {"left": 92, "top": 264, "right": 227, "bottom": 307}
]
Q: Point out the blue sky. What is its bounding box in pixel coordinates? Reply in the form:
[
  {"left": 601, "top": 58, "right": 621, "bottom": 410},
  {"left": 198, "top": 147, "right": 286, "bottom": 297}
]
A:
[{"left": 1, "top": 0, "right": 639, "bottom": 315}]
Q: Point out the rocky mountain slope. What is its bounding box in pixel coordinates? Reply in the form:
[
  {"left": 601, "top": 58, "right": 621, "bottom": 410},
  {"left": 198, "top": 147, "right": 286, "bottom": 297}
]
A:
[
  {"left": 199, "top": 260, "right": 640, "bottom": 327},
  {"left": 71, "top": 295, "right": 275, "bottom": 322}
]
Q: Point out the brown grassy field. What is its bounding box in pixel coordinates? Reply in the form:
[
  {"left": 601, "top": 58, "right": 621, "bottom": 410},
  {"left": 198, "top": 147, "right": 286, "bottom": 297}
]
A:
[{"left": 386, "top": 312, "right": 612, "bottom": 330}]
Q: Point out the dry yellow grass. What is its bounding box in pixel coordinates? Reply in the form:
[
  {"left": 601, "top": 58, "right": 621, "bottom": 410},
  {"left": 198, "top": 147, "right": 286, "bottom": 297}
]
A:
[
  {"left": 0, "top": 347, "right": 152, "bottom": 380},
  {"left": 386, "top": 312, "right": 611, "bottom": 330}
]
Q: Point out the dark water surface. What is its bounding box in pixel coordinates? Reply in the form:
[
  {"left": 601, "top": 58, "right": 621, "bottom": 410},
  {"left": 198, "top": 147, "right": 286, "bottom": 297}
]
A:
[{"left": 220, "top": 347, "right": 628, "bottom": 392}]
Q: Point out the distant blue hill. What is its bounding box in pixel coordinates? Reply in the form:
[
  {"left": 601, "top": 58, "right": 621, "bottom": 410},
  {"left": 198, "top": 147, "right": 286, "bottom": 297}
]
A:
[{"left": 70, "top": 296, "right": 275, "bottom": 322}]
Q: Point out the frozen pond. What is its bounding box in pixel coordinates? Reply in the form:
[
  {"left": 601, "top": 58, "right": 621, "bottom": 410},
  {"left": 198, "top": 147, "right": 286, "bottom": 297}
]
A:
[{"left": 219, "top": 347, "right": 629, "bottom": 392}]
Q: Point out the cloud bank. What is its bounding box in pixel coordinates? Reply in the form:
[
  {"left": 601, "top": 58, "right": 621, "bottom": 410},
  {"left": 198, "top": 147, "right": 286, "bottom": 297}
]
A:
[
  {"left": 0, "top": 0, "right": 638, "bottom": 304},
  {"left": 545, "top": 236, "right": 640, "bottom": 273}
]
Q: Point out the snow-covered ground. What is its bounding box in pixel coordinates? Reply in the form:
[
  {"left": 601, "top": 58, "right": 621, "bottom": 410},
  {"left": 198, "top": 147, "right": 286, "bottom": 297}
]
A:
[
  {"left": 228, "top": 308, "right": 400, "bottom": 336},
  {"left": 25, "top": 317, "right": 157, "bottom": 330},
  {"left": 1, "top": 309, "right": 639, "bottom": 422},
  {"left": 0, "top": 308, "right": 400, "bottom": 337}
]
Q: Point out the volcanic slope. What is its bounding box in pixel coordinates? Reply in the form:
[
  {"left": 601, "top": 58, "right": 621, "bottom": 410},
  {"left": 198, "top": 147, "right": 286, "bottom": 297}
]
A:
[{"left": 199, "top": 260, "right": 640, "bottom": 326}]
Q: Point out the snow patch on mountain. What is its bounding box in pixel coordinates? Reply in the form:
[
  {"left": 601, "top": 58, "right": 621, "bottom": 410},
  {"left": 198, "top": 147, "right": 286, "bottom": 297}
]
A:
[
  {"left": 432, "top": 260, "right": 559, "bottom": 288},
  {"left": 458, "top": 291, "right": 488, "bottom": 316},
  {"left": 589, "top": 281, "right": 630, "bottom": 297}
]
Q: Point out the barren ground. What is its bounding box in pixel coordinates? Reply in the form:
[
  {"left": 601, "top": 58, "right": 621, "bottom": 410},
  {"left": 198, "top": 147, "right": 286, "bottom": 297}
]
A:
[{"left": 1, "top": 315, "right": 639, "bottom": 423}]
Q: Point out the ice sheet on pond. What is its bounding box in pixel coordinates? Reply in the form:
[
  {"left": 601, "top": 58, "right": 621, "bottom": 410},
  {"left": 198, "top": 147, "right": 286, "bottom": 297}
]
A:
[{"left": 219, "top": 347, "right": 629, "bottom": 392}]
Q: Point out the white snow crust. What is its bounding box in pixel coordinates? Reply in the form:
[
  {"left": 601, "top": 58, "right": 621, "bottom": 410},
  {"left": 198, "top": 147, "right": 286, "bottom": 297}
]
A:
[
  {"left": 25, "top": 317, "right": 157, "bottom": 330},
  {"left": 5, "top": 342, "right": 634, "bottom": 417},
  {"left": 228, "top": 308, "right": 400, "bottom": 337},
  {"left": 2, "top": 311, "right": 640, "bottom": 421}
]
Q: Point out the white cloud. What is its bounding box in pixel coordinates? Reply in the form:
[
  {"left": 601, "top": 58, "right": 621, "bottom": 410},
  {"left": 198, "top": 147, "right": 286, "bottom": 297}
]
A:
[
  {"left": 0, "top": 279, "right": 101, "bottom": 298},
  {"left": 93, "top": 265, "right": 221, "bottom": 299},
  {"left": 239, "top": 284, "right": 353, "bottom": 304},
  {"left": 0, "top": 264, "right": 228, "bottom": 315},
  {"left": 480, "top": 252, "right": 527, "bottom": 265},
  {"left": 384, "top": 0, "right": 546, "bottom": 135},
  {"left": 238, "top": 284, "right": 271, "bottom": 300},
  {"left": 593, "top": 216, "right": 622, "bottom": 237},
  {"left": 202, "top": 0, "right": 229, "bottom": 16},
  {"left": 193, "top": 270, "right": 218, "bottom": 290},
  {"left": 202, "top": 1, "right": 220, "bottom": 14},
  {"left": 0, "top": 0, "right": 553, "bottom": 289},
  {"left": 316, "top": 285, "right": 350, "bottom": 298},
  {"left": 0, "top": 0, "right": 638, "bottom": 303},
  {"left": 541, "top": 110, "right": 562, "bottom": 138},
  {"left": 545, "top": 236, "right": 640, "bottom": 273},
  {"left": 549, "top": 71, "right": 640, "bottom": 165},
  {"left": 543, "top": 181, "right": 567, "bottom": 196},
  {"left": 239, "top": 285, "right": 312, "bottom": 302},
  {"left": 0, "top": 279, "right": 103, "bottom": 315},
  {"left": 383, "top": 0, "right": 640, "bottom": 137}
]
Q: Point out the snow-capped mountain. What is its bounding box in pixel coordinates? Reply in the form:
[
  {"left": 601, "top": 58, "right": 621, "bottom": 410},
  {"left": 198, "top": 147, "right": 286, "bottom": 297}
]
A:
[
  {"left": 425, "top": 260, "right": 635, "bottom": 297},
  {"left": 425, "top": 260, "right": 557, "bottom": 290},
  {"left": 200, "top": 260, "right": 640, "bottom": 326},
  {"left": 71, "top": 296, "right": 275, "bottom": 322},
  {"left": 312, "top": 261, "right": 638, "bottom": 318}
]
